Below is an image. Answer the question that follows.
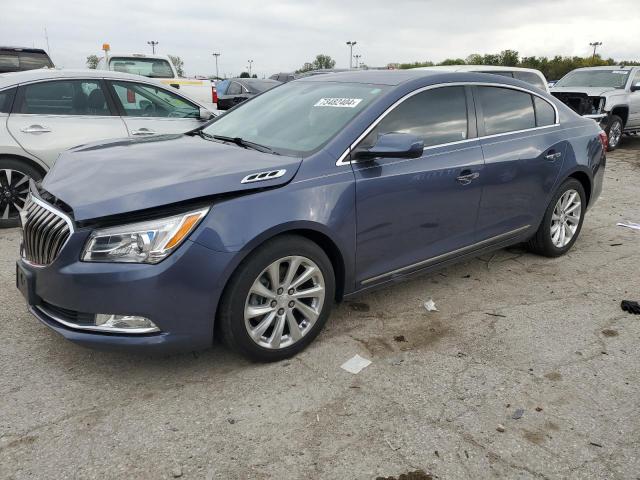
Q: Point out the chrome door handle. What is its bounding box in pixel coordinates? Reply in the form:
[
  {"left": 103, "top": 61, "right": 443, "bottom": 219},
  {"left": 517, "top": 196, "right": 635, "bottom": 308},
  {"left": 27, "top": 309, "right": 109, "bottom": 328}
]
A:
[
  {"left": 20, "top": 125, "right": 51, "bottom": 134},
  {"left": 132, "top": 128, "right": 156, "bottom": 136},
  {"left": 545, "top": 151, "right": 562, "bottom": 161},
  {"left": 456, "top": 171, "right": 479, "bottom": 185}
]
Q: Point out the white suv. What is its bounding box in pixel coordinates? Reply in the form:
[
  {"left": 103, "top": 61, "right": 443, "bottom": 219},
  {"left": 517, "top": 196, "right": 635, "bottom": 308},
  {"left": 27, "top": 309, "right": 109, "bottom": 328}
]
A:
[{"left": 414, "top": 65, "right": 549, "bottom": 92}]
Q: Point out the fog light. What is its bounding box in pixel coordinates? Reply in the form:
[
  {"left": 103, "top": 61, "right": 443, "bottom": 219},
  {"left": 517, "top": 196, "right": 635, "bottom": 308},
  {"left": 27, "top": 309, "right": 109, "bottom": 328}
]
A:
[{"left": 94, "top": 314, "right": 159, "bottom": 333}]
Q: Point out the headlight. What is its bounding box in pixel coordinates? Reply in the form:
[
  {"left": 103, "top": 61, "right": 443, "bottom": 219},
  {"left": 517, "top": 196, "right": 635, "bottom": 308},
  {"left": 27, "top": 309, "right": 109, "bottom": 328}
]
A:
[{"left": 82, "top": 207, "right": 209, "bottom": 264}]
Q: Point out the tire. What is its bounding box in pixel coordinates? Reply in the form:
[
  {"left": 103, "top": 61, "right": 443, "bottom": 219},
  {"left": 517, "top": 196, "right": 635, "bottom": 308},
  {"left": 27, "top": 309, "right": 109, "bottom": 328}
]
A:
[
  {"left": 526, "top": 178, "right": 586, "bottom": 257},
  {"left": 605, "top": 115, "right": 623, "bottom": 151},
  {"left": 0, "top": 158, "right": 43, "bottom": 228},
  {"left": 218, "top": 235, "right": 335, "bottom": 362}
]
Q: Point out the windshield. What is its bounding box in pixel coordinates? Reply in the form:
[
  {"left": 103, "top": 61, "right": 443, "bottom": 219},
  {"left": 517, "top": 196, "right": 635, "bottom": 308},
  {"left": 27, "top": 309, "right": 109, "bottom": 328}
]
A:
[
  {"left": 109, "top": 57, "right": 174, "bottom": 78},
  {"left": 202, "top": 81, "right": 389, "bottom": 156},
  {"left": 555, "top": 70, "right": 630, "bottom": 89}
]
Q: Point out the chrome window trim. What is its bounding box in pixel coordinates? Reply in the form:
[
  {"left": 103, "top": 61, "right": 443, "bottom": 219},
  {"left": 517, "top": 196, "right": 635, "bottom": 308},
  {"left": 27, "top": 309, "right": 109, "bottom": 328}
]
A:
[
  {"left": 336, "top": 82, "right": 559, "bottom": 166},
  {"left": 360, "top": 224, "right": 531, "bottom": 285}
]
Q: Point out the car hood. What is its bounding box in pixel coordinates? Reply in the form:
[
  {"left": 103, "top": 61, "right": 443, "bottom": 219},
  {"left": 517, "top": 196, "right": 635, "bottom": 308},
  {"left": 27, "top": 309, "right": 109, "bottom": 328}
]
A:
[
  {"left": 550, "top": 86, "right": 617, "bottom": 96},
  {"left": 42, "top": 134, "right": 302, "bottom": 221}
]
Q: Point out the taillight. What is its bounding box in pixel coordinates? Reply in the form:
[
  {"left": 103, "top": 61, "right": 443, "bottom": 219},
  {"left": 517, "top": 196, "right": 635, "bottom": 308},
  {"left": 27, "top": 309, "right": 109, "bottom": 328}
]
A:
[
  {"left": 598, "top": 130, "right": 608, "bottom": 151},
  {"left": 212, "top": 87, "right": 218, "bottom": 104}
]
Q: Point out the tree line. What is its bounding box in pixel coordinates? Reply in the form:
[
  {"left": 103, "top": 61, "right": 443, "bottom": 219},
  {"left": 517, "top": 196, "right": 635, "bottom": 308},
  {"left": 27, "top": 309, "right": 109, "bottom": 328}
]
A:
[{"left": 395, "top": 49, "right": 640, "bottom": 80}]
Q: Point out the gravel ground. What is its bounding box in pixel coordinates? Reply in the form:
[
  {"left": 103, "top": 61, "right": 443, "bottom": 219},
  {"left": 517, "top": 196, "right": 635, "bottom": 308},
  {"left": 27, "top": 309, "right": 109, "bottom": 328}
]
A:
[{"left": 1, "top": 136, "right": 639, "bottom": 480}]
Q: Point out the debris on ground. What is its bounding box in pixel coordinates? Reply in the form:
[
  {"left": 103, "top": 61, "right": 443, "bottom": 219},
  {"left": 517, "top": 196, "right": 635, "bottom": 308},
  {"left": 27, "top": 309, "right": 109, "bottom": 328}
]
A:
[
  {"left": 589, "top": 441, "right": 603, "bottom": 448},
  {"left": 340, "top": 354, "right": 372, "bottom": 374},
  {"left": 227, "top": 418, "right": 236, "bottom": 424},
  {"left": 535, "top": 407, "right": 543, "bottom": 412},
  {"left": 610, "top": 243, "right": 623, "bottom": 246},
  {"left": 393, "top": 335, "right": 407, "bottom": 342},
  {"left": 602, "top": 329, "right": 619, "bottom": 337},
  {"left": 376, "top": 470, "right": 434, "bottom": 480},
  {"left": 385, "top": 439, "right": 401, "bottom": 451},
  {"left": 484, "top": 312, "right": 506, "bottom": 318},
  {"left": 512, "top": 408, "right": 525, "bottom": 420},
  {"left": 616, "top": 221, "right": 640, "bottom": 231},
  {"left": 621, "top": 300, "right": 640, "bottom": 315},
  {"left": 496, "top": 424, "right": 506, "bottom": 432},
  {"left": 171, "top": 466, "right": 183, "bottom": 478},
  {"left": 423, "top": 299, "right": 438, "bottom": 312}
]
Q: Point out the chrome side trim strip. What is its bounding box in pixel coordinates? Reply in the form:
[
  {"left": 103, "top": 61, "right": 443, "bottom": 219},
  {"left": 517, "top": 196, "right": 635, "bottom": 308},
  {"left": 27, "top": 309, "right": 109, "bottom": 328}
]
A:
[
  {"left": 360, "top": 224, "right": 531, "bottom": 285},
  {"left": 336, "top": 81, "right": 560, "bottom": 166},
  {"left": 35, "top": 306, "right": 160, "bottom": 334}
]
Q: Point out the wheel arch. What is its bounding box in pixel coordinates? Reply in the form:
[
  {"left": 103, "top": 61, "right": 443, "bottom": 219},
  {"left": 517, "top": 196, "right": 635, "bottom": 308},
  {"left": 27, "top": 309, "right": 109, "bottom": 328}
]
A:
[
  {"left": 0, "top": 153, "right": 48, "bottom": 177},
  {"left": 567, "top": 170, "right": 592, "bottom": 206},
  {"left": 609, "top": 106, "right": 629, "bottom": 126}
]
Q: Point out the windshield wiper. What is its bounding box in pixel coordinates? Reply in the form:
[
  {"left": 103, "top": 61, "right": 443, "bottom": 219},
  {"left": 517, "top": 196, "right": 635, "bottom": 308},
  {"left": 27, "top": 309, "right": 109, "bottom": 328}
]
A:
[{"left": 211, "top": 135, "right": 279, "bottom": 155}]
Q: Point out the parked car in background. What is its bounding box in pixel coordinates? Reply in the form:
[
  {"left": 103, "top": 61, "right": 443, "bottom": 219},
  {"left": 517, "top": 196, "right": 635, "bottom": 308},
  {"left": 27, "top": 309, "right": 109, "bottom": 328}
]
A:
[
  {"left": 414, "top": 65, "right": 550, "bottom": 92},
  {"left": 97, "top": 53, "right": 216, "bottom": 109},
  {"left": 0, "top": 47, "right": 54, "bottom": 74},
  {"left": 216, "top": 78, "right": 280, "bottom": 110},
  {"left": 269, "top": 72, "right": 300, "bottom": 82},
  {"left": 0, "top": 69, "right": 215, "bottom": 227},
  {"left": 548, "top": 80, "right": 558, "bottom": 88},
  {"left": 16, "top": 70, "right": 605, "bottom": 361},
  {"left": 550, "top": 66, "right": 640, "bottom": 150}
]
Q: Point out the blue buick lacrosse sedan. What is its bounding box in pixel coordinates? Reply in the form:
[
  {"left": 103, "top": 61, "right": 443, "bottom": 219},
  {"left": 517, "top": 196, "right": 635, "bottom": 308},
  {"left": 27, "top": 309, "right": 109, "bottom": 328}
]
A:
[{"left": 16, "top": 70, "right": 606, "bottom": 360}]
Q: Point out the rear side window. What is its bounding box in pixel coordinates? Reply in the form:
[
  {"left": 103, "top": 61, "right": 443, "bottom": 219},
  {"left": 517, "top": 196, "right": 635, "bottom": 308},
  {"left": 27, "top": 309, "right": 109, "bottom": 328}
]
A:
[
  {"left": 477, "top": 86, "right": 535, "bottom": 135},
  {"left": 216, "top": 80, "right": 230, "bottom": 95},
  {"left": 369, "top": 86, "right": 469, "bottom": 147},
  {"left": 533, "top": 97, "right": 556, "bottom": 126},
  {"left": 0, "top": 88, "right": 16, "bottom": 113},
  {"left": 226, "top": 82, "right": 243, "bottom": 95},
  {"left": 17, "top": 80, "right": 112, "bottom": 116},
  {"left": 514, "top": 71, "right": 547, "bottom": 90}
]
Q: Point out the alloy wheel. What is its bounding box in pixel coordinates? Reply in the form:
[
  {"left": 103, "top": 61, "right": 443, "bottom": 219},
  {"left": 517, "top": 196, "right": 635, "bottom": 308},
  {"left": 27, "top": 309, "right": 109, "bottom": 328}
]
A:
[
  {"left": 550, "top": 189, "right": 582, "bottom": 248},
  {"left": 244, "top": 255, "right": 326, "bottom": 350},
  {"left": 609, "top": 121, "right": 622, "bottom": 149},
  {"left": 0, "top": 169, "right": 30, "bottom": 221}
]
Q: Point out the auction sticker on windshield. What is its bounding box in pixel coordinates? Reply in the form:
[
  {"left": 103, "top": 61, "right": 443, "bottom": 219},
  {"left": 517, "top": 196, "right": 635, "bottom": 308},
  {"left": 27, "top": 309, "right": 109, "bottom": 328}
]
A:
[{"left": 314, "top": 98, "right": 363, "bottom": 108}]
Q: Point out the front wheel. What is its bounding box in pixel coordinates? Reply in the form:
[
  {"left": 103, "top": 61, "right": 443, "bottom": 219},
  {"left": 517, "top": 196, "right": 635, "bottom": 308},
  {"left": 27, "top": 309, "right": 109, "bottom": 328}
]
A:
[
  {"left": 218, "top": 235, "right": 335, "bottom": 361},
  {"left": 526, "top": 178, "right": 586, "bottom": 257},
  {"left": 0, "top": 158, "right": 43, "bottom": 228},
  {"left": 605, "top": 115, "right": 623, "bottom": 151}
]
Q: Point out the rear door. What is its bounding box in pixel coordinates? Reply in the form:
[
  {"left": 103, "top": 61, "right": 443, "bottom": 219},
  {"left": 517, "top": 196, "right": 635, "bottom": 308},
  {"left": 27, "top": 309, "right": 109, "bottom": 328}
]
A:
[
  {"left": 473, "top": 85, "right": 565, "bottom": 240},
  {"left": 352, "top": 86, "right": 485, "bottom": 285},
  {"left": 7, "top": 79, "right": 128, "bottom": 165},
  {"left": 107, "top": 80, "right": 204, "bottom": 136}
]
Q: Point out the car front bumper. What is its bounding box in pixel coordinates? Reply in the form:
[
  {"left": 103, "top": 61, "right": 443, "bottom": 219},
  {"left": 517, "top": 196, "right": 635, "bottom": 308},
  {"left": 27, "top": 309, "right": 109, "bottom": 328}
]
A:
[{"left": 17, "top": 230, "right": 237, "bottom": 353}]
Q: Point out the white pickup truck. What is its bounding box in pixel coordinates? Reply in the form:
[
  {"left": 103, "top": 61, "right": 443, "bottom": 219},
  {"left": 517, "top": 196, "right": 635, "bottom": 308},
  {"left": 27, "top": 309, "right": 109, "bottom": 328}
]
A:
[{"left": 97, "top": 53, "right": 216, "bottom": 110}]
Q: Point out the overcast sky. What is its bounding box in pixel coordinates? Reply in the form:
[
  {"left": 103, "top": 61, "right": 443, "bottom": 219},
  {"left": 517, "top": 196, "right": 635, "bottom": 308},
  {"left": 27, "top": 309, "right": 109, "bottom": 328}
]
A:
[{"left": 2, "top": 0, "right": 639, "bottom": 78}]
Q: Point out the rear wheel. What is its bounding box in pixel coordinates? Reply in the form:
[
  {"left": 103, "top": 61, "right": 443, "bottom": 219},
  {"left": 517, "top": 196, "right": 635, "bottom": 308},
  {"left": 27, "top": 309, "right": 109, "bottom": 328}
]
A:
[
  {"left": 0, "top": 158, "right": 42, "bottom": 228},
  {"left": 605, "top": 115, "right": 623, "bottom": 151},
  {"left": 526, "top": 178, "right": 586, "bottom": 257},
  {"left": 218, "top": 235, "right": 335, "bottom": 361}
]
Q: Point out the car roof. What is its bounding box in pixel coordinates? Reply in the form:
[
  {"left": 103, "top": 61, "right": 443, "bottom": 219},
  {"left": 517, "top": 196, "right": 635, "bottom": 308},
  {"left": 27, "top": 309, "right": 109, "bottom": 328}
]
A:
[
  {"left": 0, "top": 68, "right": 171, "bottom": 90},
  {"left": 106, "top": 53, "right": 172, "bottom": 60},
  {"left": 416, "top": 65, "right": 545, "bottom": 75}
]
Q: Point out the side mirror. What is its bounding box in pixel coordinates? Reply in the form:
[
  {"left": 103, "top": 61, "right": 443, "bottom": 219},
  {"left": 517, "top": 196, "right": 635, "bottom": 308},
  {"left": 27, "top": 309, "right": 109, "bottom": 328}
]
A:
[
  {"left": 199, "top": 108, "right": 214, "bottom": 121},
  {"left": 631, "top": 82, "right": 640, "bottom": 92},
  {"left": 353, "top": 133, "right": 424, "bottom": 160}
]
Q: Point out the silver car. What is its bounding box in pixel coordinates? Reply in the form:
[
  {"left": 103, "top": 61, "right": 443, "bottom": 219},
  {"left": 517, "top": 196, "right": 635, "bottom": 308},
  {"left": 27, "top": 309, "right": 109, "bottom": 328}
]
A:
[{"left": 0, "top": 69, "right": 215, "bottom": 227}]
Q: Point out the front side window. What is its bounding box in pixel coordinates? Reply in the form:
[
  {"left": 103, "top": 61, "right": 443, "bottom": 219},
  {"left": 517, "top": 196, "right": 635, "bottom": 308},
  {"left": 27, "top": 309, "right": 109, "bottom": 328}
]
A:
[
  {"left": 514, "top": 71, "right": 547, "bottom": 91},
  {"left": 110, "top": 81, "right": 199, "bottom": 118},
  {"left": 17, "top": 80, "right": 111, "bottom": 116},
  {"left": 363, "top": 86, "right": 469, "bottom": 148},
  {"left": 109, "top": 57, "right": 174, "bottom": 78},
  {"left": 555, "top": 70, "right": 630, "bottom": 89},
  {"left": 0, "top": 88, "right": 16, "bottom": 113},
  {"left": 202, "top": 81, "right": 389, "bottom": 156},
  {"left": 477, "top": 86, "right": 536, "bottom": 135}
]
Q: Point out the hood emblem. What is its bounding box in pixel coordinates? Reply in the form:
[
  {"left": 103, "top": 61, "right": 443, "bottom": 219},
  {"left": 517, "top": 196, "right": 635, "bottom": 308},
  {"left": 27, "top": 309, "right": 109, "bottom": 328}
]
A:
[{"left": 241, "top": 169, "right": 287, "bottom": 184}]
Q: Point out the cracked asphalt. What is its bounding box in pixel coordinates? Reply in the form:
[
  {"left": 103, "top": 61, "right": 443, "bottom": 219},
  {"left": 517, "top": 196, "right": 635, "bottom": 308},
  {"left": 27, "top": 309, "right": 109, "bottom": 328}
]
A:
[{"left": 1, "top": 137, "right": 639, "bottom": 480}]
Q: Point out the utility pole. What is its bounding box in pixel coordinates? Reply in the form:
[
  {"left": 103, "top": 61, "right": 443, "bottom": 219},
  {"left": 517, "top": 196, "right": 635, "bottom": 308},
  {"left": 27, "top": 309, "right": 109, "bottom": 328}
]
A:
[
  {"left": 346, "top": 41, "right": 357, "bottom": 69},
  {"left": 354, "top": 54, "right": 362, "bottom": 69},
  {"left": 247, "top": 59, "right": 253, "bottom": 76},
  {"left": 589, "top": 41, "right": 602, "bottom": 63},
  {"left": 147, "top": 41, "right": 159, "bottom": 54},
  {"left": 44, "top": 27, "right": 51, "bottom": 55},
  {"left": 212, "top": 52, "right": 220, "bottom": 79}
]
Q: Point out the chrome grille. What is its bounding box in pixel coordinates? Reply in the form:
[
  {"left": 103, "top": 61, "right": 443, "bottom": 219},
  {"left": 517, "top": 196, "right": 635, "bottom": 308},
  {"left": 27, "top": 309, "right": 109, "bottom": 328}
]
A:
[{"left": 21, "top": 196, "right": 72, "bottom": 266}]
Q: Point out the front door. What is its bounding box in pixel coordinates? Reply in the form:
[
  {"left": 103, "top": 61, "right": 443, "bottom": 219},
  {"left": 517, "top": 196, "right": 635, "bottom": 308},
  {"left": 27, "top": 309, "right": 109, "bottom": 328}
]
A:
[
  {"left": 352, "top": 86, "right": 484, "bottom": 286},
  {"left": 627, "top": 70, "right": 640, "bottom": 128},
  {"left": 107, "top": 80, "right": 204, "bottom": 137},
  {"left": 7, "top": 79, "right": 128, "bottom": 165}
]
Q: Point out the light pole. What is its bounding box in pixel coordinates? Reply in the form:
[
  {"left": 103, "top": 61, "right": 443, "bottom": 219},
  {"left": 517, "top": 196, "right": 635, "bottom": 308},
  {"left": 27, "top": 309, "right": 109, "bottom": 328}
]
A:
[
  {"left": 147, "top": 41, "right": 159, "bottom": 54},
  {"left": 589, "top": 41, "right": 603, "bottom": 63},
  {"left": 247, "top": 59, "right": 253, "bottom": 76},
  {"left": 354, "top": 54, "right": 362, "bottom": 69},
  {"left": 346, "top": 41, "right": 357, "bottom": 69},
  {"left": 212, "top": 52, "right": 220, "bottom": 79}
]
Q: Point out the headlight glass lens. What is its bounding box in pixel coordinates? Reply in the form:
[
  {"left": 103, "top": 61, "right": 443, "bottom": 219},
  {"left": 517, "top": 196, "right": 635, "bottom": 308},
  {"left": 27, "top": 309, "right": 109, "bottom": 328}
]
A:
[{"left": 82, "top": 207, "right": 209, "bottom": 264}]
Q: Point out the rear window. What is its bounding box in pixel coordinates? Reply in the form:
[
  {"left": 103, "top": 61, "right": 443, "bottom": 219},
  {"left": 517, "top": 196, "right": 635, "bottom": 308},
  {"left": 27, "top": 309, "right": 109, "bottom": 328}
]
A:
[
  {"left": 0, "top": 51, "right": 52, "bottom": 73},
  {"left": 477, "top": 86, "right": 536, "bottom": 135},
  {"left": 109, "top": 57, "right": 174, "bottom": 78}
]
